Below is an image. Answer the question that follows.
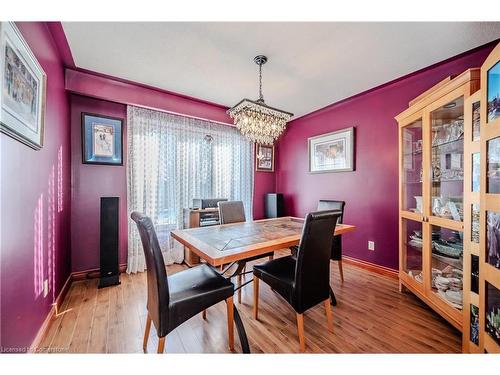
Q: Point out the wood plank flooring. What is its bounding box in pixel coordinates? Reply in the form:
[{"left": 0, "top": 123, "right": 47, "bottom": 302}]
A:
[{"left": 39, "top": 252, "right": 462, "bottom": 353}]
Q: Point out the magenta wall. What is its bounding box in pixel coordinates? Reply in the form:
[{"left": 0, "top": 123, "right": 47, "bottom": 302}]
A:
[
  {"left": 276, "top": 44, "right": 496, "bottom": 270},
  {"left": 65, "top": 69, "right": 233, "bottom": 125},
  {"left": 69, "top": 94, "right": 275, "bottom": 272},
  {"left": 254, "top": 170, "right": 277, "bottom": 220},
  {"left": 0, "top": 23, "right": 71, "bottom": 350},
  {"left": 70, "top": 95, "right": 128, "bottom": 272},
  {"left": 66, "top": 69, "right": 276, "bottom": 225}
]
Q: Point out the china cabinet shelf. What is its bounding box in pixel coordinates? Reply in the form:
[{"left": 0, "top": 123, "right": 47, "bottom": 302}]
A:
[
  {"left": 432, "top": 137, "right": 464, "bottom": 148},
  {"left": 433, "top": 290, "right": 463, "bottom": 311},
  {"left": 431, "top": 178, "right": 464, "bottom": 184},
  {"left": 431, "top": 253, "right": 463, "bottom": 269},
  {"left": 406, "top": 137, "right": 465, "bottom": 155}
]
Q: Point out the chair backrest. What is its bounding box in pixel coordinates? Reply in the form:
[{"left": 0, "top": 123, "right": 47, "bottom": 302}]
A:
[
  {"left": 218, "top": 200, "right": 246, "bottom": 224},
  {"left": 130, "top": 212, "right": 169, "bottom": 334},
  {"left": 317, "top": 200, "right": 345, "bottom": 223},
  {"left": 293, "top": 210, "right": 339, "bottom": 312}
]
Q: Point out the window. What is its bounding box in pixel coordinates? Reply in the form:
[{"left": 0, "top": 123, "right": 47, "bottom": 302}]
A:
[{"left": 126, "top": 105, "right": 254, "bottom": 272}]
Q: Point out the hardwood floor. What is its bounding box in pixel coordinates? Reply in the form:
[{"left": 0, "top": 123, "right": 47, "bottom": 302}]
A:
[{"left": 39, "top": 252, "right": 462, "bottom": 353}]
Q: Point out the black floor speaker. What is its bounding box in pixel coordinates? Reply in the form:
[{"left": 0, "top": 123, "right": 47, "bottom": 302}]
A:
[
  {"left": 265, "top": 193, "right": 284, "bottom": 218},
  {"left": 98, "top": 197, "right": 121, "bottom": 288}
]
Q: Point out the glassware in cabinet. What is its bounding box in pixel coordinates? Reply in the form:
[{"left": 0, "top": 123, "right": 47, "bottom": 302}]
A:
[
  {"left": 402, "top": 218, "right": 423, "bottom": 282},
  {"left": 430, "top": 97, "right": 465, "bottom": 222},
  {"left": 401, "top": 119, "right": 423, "bottom": 213},
  {"left": 430, "top": 224, "right": 463, "bottom": 310}
]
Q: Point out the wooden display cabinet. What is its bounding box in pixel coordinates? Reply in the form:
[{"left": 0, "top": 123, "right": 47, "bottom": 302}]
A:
[
  {"left": 478, "top": 43, "right": 500, "bottom": 354},
  {"left": 462, "top": 89, "right": 482, "bottom": 352},
  {"left": 396, "top": 68, "right": 481, "bottom": 333}
]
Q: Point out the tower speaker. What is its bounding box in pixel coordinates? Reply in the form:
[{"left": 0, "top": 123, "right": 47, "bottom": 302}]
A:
[
  {"left": 265, "top": 193, "right": 284, "bottom": 218},
  {"left": 98, "top": 197, "right": 120, "bottom": 288}
]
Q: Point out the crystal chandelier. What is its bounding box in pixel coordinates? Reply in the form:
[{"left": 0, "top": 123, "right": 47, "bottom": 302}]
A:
[{"left": 227, "top": 55, "right": 293, "bottom": 145}]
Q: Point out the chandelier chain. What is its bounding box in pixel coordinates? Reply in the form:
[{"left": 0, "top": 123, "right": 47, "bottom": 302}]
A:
[{"left": 259, "top": 63, "right": 263, "bottom": 102}]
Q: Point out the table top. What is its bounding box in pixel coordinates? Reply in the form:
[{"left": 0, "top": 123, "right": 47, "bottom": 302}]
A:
[{"left": 170, "top": 216, "right": 356, "bottom": 266}]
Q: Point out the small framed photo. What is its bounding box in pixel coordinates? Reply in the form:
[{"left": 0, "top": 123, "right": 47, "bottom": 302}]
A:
[
  {"left": 255, "top": 144, "right": 274, "bottom": 172},
  {"left": 82, "top": 113, "right": 123, "bottom": 165},
  {"left": 0, "top": 22, "right": 46, "bottom": 150},
  {"left": 308, "top": 127, "right": 355, "bottom": 173},
  {"left": 487, "top": 60, "right": 499, "bottom": 123}
]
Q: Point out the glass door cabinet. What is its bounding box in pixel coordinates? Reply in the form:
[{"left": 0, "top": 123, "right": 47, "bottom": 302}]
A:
[
  {"left": 396, "top": 68, "right": 481, "bottom": 334},
  {"left": 479, "top": 43, "right": 500, "bottom": 354}
]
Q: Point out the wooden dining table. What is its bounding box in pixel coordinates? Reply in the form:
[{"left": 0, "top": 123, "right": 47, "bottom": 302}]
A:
[
  {"left": 171, "top": 216, "right": 355, "bottom": 267},
  {"left": 170, "top": 216, "right": 356, "bottom": 353}
]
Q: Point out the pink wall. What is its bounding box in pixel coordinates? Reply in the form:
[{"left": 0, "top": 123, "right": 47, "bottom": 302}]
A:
[
  {"left": 277, "top": 44, "right": 496, "bottom": 270},
  {"left": 254, "top": 170, "right": 277, "bottom": 220},
  {"left": 68, "top": 75, "right": 276, "bottom": 272},
  {"left": 65, "top": 69, "right": 232, "bottom": 125},
  {"left": 1, "top": 22, "right": 71, "bottom": 351},
  {"left": 65, "top": 68, "right": 277, "bottom": 219},
  {"left": 70, "top": 95, "right": 128, "bottom": 272}
]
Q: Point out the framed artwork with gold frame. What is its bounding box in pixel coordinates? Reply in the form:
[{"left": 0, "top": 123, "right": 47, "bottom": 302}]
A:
[
  {"left": 0, "top": 22, "right": 46, "bottom": 150},
  {"left": 255, "top": 144, "right": 274, "bottom": 172},
  {"left": 308, "top": 127, "right": 355, "bottom": 173}
]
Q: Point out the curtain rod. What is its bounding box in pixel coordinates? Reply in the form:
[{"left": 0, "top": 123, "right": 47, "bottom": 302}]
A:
[{"left": 127, "top": 104, "right": 235, "bottom": 128}]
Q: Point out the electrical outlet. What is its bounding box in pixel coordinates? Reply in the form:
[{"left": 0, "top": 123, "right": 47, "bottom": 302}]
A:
[
  {"left": 43, "top": 279, "right": 49, "bottom": 298},
  {"left": 368, "top": 241, "right": 375, "bottom": 251}
]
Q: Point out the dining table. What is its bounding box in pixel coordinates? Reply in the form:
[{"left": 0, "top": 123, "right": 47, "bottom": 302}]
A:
[{"left": 170, "top": 216, "right": 356, "bottom": 353}]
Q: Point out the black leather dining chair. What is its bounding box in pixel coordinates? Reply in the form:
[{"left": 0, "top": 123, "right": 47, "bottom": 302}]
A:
[
  {"left": 252, "top": 210, "right": 339, "bottom": 352},
  {"left": 317, "top": 200, "right": 346, "bottom": 282},
  {"left": 131, "top": 211, "right": 235, "bottom": 353},
  {"left": 218, "top": 201, "right": 274, "bottom": 303}
]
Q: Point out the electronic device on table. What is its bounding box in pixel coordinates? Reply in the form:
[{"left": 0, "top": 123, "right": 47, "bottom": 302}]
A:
[
  {"left": 183, "top": 198, "right": 228, "bottom": 266},
  {"left": 192, "top": 198, "right": 227, "bottom": 209}
]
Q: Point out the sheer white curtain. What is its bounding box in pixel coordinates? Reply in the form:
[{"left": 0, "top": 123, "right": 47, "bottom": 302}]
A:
[{"left": 127, "top": 105, "right": 254, "bottom": 273}]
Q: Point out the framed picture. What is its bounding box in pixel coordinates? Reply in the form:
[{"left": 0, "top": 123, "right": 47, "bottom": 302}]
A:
[
  {"left": 255, "top": 144, "right": 274, "bottom": 172},
  {"left": 0, "top": 22, "right": 46, "bottom": 150},
  {"left": 486, "top": 282, "right": 500, "bottom": 345},
  {"left": 487, "top": 136, "right": 500, "bottom": 193},
  {"left": 308, "top": 127, "right": 355, "bottom": 173},
  {"left": 487, "top": 210, "right": 500, "bottom": 270},
  {"left": 487, "top": 60, "right": 499, "bottom": 123},
  {"left": 82, "top": 113, "right": 123, "bottom": 165},
  {"left": 470, "top": 304, "right": 479, "bottom": 346}
]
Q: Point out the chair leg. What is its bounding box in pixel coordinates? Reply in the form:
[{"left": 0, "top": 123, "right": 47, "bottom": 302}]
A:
[
  {"left": 157, "top": 337, "right": 166, "bottom": 354},
  {"left": 324, "top": 299, "right": 334, "bottom": 332},
  {"left": 253, "top": 275, "right": 259, "bottom": 320},
  {"left": 143, "top": 313, "right": 152, "bottom": 352},
  {"left": 202, "top": 309, "right": 207, "bottom": 320},
  {"left": 338, "top": 260, "right": 344, "bottom": 283},
  {"left": 296, "top": 313, "right": 305, "bottom": 352},
  {"left": 226, "top": 296, "right": 234, "bottom": 351},
  {"left": 237, "top": 273, "right": 242, "bottom": 304}
]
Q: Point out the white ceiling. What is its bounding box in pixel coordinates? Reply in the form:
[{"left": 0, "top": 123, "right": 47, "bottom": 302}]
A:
[{"left": 62, "top": 22, "right": 500, "bottom": 118}]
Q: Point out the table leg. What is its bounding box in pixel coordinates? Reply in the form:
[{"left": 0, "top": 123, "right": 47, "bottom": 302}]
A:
[
  {"left": 329, "top": 286, "right": 337, "bottom": 306},
  {"left": 233, "top": 305, "right": 250, "bottom": 353},
  {"left": 219, "top": 261, "right": 251, "bottom": 353}
]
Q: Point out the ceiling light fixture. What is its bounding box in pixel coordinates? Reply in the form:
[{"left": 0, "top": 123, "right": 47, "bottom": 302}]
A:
[{"left": 227, "top": 55, "right": 293, "bottom": 145}]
